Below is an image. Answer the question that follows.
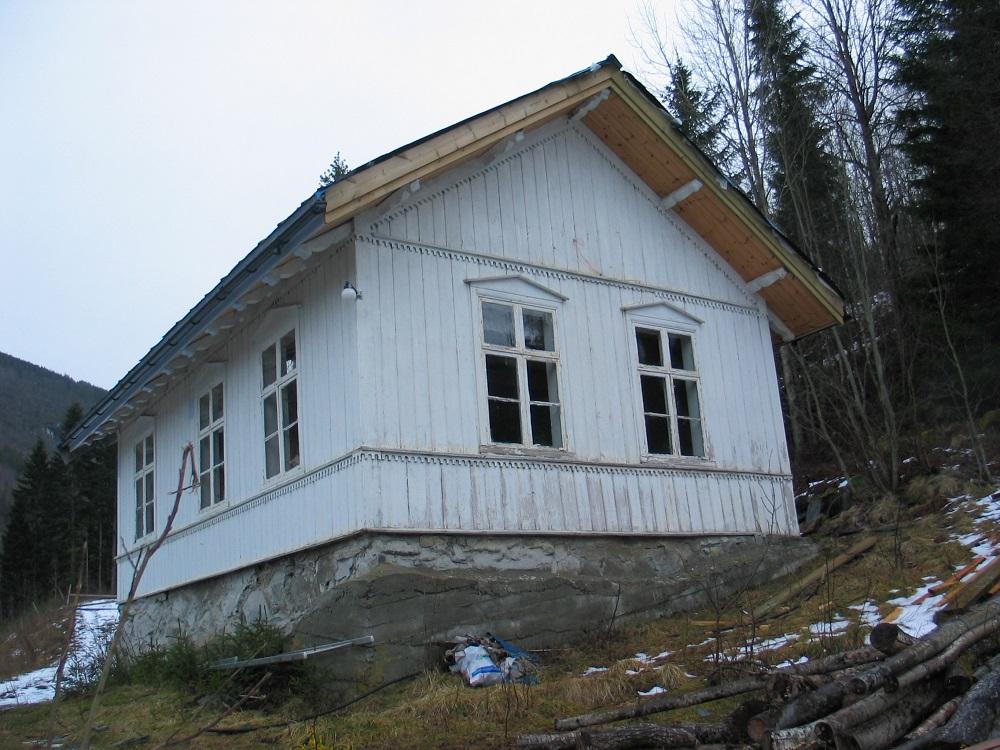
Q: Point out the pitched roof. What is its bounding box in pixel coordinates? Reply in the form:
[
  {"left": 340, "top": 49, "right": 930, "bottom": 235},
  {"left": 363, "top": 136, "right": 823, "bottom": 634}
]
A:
[{"left": 64, "top": 55, "right": 843, "bottom": 451}]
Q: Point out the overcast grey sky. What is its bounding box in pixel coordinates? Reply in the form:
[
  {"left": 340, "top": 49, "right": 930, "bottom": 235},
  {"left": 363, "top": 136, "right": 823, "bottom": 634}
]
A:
[{"left": 0, "top": 0, "right": 681, "bottom": 389}]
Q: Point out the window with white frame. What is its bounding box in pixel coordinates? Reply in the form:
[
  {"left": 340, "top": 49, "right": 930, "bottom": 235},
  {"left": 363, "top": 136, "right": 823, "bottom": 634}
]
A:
[
  {"left": 634, "top": 326, "right": 705, "bottom": 458},
  {"left": 198, "top": 382, "right": 225, "bottom": 509},
  {"left": 133, "top": 433, "right": 155, "bottom": 539},
  {"left": 260, "top": 328, "right": 300, "bottom": 479},
  {"left": 480, "top": 299, "right": 564, "bottom": 448}
]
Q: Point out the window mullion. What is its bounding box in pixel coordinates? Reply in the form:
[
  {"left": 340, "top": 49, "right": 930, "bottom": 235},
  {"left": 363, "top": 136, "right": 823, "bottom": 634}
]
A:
[{"left": 517, "top": 356, "right": 531, "bottom": 446}]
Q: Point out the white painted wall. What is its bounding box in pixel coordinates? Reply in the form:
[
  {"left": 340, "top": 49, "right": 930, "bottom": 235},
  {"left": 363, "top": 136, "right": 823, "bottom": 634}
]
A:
[{"left": 115, "top": 118, "right": 796, "bottom": 600}]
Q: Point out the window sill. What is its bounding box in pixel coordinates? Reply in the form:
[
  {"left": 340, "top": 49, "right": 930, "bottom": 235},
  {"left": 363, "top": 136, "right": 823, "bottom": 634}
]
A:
[
  {"left": 479, "top": 444, "right": 575, "bottom": 460},
  {"left": 198, "top": 499, "right": 230, "bottom": 518},
  {"left": 639, "top": 454, "right": 716, "bottom": 470},
  {"left": 261, "top": 463, "right": 307, "bottom": 490}
]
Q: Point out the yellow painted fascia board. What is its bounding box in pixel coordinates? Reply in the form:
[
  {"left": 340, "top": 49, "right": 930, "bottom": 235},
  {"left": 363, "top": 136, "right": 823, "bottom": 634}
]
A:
[
  {"left": 320, "top": 69, "right": 617, "bottom": 233},
  {"left": 606, "top": 72, "right": 844, "bottom": 326}
]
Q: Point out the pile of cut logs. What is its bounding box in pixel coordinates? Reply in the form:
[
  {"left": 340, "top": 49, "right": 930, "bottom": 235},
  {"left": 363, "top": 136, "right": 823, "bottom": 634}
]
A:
[{"left": 517, "top": 593, "right": 1000, "bottom": 750}]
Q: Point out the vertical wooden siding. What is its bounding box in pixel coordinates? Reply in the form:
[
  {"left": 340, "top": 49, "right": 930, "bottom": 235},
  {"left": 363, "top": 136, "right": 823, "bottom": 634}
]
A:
[{"left": 115, "top": 118, "right": 797, "bottom": 600}]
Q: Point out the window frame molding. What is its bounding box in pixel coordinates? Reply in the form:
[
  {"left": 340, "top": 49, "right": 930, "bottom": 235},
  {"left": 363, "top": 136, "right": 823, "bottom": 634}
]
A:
[
  {"left": 468, "top": 278, "right": 570, "bottom": 456},
  {"left": 196, "top": 379, "right": 227, "bottom": 512},
  {"left": 624, "top": 305, "right": 713, "bottom": 467},
  {"left": 253, "top": 305, "right": 305, "bottom": 486},
  {"left": 132, "top": 428, "right": 156, "bottom": 541}
]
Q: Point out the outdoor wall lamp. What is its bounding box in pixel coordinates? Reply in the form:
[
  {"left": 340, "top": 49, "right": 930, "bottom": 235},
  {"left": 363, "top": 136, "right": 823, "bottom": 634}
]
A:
[{"left": 341, "top": 282, "right": 363, "bottom": 301}]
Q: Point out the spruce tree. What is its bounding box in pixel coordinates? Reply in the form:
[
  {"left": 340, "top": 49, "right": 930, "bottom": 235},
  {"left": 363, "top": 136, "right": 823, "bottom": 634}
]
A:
[
  {"left": 0, "top": 440, "right": 48, "bottom": 616},
  {"left": 663, "top": 57, "right": 732, "bottom": 169},
  {"left": 896, "top": 0, "right": 1000, "bottom": 400},
  {"left": 747, "top": 0, "right": 844, "bottom": 269}
]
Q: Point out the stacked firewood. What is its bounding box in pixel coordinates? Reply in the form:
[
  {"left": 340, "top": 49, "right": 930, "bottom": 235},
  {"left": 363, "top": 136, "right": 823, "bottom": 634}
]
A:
[{"left": 517, "top": 594, "right": 1000, "bottom": 750}]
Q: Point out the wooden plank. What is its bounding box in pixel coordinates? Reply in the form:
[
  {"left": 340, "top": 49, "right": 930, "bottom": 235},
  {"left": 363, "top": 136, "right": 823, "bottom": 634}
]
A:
[
  {"left": 752, "top": 536, "right": 879, "bottom": 620},
  {"left": 941, "top": 557, "right": 1000, "bottom": 612}
]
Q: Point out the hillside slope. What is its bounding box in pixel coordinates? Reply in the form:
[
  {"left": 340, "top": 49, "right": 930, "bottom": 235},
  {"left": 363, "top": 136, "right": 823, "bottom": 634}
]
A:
[{"left": 0, "top": 352, "right": 105, "bottom": 521}]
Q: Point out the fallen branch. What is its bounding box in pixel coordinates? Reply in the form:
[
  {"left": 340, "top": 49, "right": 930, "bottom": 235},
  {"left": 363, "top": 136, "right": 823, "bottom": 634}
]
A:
[
  {"left": 79, "top": 444, "right": 198, "bottom": 750},
  {"left": 153, "top": 673, "right": 271, "bottom": 748},
  {"left": 516, "top": 722, "right": 734, "bottom": 749},
  {"left": 751, "top": 537, "right": 877, "bottom": 621},
  {"left": 556, "top": 647, "right": 883, "bottom": 732}
]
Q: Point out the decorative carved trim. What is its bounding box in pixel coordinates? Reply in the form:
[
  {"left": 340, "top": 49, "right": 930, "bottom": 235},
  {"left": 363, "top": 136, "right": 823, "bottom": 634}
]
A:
[{"left": 360, "top": 234, "right": 760, "bottom": 319}]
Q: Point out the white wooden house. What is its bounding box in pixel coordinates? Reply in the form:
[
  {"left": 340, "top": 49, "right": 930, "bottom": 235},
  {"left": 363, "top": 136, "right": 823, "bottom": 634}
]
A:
[{"left": 65, "top": 57, "right": 843, "bottom": 644}]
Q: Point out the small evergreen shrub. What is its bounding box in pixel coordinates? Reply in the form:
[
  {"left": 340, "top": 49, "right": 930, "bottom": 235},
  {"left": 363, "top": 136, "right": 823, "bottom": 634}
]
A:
[{"left": 114, "top": 619, "right": 298, "bottom": 706}]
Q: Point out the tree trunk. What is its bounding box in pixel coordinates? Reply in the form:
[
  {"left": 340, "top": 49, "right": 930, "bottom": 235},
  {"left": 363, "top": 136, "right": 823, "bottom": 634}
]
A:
[
  {"left": 849, "top": 596, "right": 1000, "bottom": 695},
  {"left": 556, "top": 647, "right": 882, "bottom": 732},
  {"left": 832, "top": 680, "right": 944, "bottom": 750},
  {"left": 869, "top": 623, "right": 916, "bottom": 655},
  {"left": 516, "top": 723, "right": 733, "bottom": 750}
]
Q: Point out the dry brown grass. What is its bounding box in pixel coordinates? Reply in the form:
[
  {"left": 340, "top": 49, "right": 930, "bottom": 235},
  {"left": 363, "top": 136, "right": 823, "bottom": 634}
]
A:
[
  {"left": 2, "top": 480, "right": 999, "bottom": 748},
  {"left": 0, "top": 598, "right": 72, "bottom": 681}
]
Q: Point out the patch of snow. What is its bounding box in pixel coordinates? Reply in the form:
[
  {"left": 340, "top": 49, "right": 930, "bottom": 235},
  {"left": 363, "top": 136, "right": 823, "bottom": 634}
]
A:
[
  {"left": 633, "top": 650, "right": 672, "bottom": 663},
  {"left": 708, "top": 633, "right": 799, "bottom": 661},
  {"left": 809, "top": 619, "right": 851, "bottom": 636},
  {"left": 0, "top": 598, "right": 118, "bottom": 708},
  {"left": 638, "top": 685, "right": 667, "bottom": 696},
  {"left": 775, "top": 656, "right": 810, "bottom": 668},
  {"left": 887, "top": 585, "right": 944, "bottom": 638},
  {"left": 0, "top": 666, "right": 57, "bottom": 707},
  {"left": 849, "top": 601, "right": 882, "bottom": 628},
  {"left": 583, "top": 666, "right": 608, "bottom": 676}
]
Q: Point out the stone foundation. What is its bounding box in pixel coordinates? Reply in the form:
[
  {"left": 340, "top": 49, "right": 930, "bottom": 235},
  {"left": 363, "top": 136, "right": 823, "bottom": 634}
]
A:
[{"left": 126, "top": 532, "right": 815, "bottom": 696}]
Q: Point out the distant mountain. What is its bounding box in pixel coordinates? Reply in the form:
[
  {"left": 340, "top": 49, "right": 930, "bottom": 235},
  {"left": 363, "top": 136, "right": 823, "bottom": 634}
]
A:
[{"left": 0, "top": 352, "right": 106, "bottom": 522}]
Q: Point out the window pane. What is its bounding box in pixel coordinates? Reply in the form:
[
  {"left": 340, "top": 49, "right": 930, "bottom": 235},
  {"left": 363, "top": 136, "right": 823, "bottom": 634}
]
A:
[
  {"left": 636, "top": 328, "right": 663, "bottom": 367},
  {"left": 530, "top": 404, "right": 562, "bottom": 448},
  {"left": 668, "top": 334, "right": 696, "bottom": 371},
  {"left": 263, "top": 393, "right": 278, "bottom": 437},
  {"left": 487, "top": 399, "right": 522, "bottom": 443},
  {"left": 673, "top": 379, "right": 701, "bottom": 420},
  {"left": 526, "top": 360, "right": 559, "bottom": 403},
  {"left": 280, "top": 330, "right": 297, "bottom": 376},
  {"left": 640, "top": 375, "right": 668, "bottom": 415},
  {"left": 212, "top": 383, "right": 224, "bottom": 421},
  {"left": 645, "top": 415, "right": 672, "bottom": 454},
  {"left": 200, "top": 473, "right": 211, "bottom": 510},
  {"left": 265, "top": 436, "right": 280, "bottom": 478},
  {"left": 214, "top": 465, "right": 225, "bottom": 503},
  {"left": 135, "top": 479, "right": 143, "bottom": 508},
  {"left": 199, "top": 394, "right": 210, "bottom": 430},
  {"left": 284, "top": 425, "right": 300, "bottom": 471},
  {"left": 482, "top": 302, "right": 515, "bottom": 347},
  {"left": 678, "top": 419, "right": 705, "bottom": 457},
  {"left": 213, "top": 429, "right": 225, "bottom": 464},
  {"left": 145, "top": 472, "right": 154, "bottom": 508},
  {"left": 523, "top": 309, "right": 555, "bottom": 351},
  {"left": 262, "top": 344, "right": 277, "bottom": 388},
  {"left": 135, "top": 443, "right": 143, "bottom": 473},
  {"left": 200, "top": 436, "right": 210, "bottom": 473},
  {"left": 145, "top": 501, "right": 154, "bottom": 535},
  {"left": 135, "top": 506, "right": 143, "bottom": 540},
  {"left": 281, "top": 382, "right": 298, "bottom": 428},
  {"left": 485, "top": 355, "right": 519, "bottom": 399},
  {"left": 145, "top": 435, "right": 154, "bottom": 465}
]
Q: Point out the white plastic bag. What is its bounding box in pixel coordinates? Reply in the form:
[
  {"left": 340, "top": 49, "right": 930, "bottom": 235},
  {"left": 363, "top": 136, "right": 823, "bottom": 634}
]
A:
[{"left": 456, "top": 645, "right": 503, "bottom": 687}]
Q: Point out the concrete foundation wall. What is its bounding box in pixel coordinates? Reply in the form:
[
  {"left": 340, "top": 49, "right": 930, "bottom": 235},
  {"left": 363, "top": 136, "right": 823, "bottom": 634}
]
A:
[{"left": 126, "top": 532, "right": 815, "bottom": 695}]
